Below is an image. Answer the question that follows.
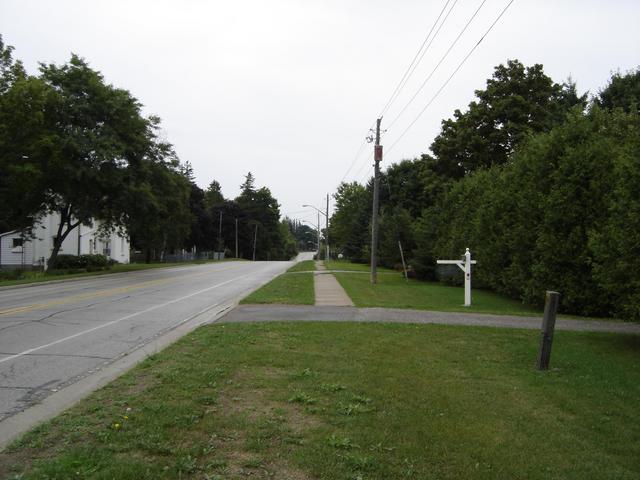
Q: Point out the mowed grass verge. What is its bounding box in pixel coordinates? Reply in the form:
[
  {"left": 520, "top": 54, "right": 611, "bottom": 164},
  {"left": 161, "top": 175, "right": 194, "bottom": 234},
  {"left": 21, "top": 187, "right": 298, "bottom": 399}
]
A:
[
  {"left": 1, "top": 322, "right": 638, "bottom": 479},
  {"left": 241, "top": 271, "right": 314, "bottom": 305},
  {"left": 325, "top": 260, "right": 394, "bottom": 273},
  {"left": 334, "top": 270, "right": 542, "bottom": 316},
  {"left": 286, "top": 260, "right": 316, "bottom": 273}
]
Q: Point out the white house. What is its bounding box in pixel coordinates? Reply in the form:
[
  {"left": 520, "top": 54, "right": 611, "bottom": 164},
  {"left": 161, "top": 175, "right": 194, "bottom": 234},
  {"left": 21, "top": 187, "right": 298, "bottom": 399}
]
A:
[{"left": 0, "top": 213, "right": 130, "bottom": 269}]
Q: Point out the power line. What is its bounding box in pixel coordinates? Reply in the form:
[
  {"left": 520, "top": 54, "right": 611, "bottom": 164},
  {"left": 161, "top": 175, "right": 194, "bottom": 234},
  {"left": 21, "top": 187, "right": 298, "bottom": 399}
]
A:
[
  {"left": 340, "top": 1, "right": 455, "bottom": 186},
  {"left": 387, "top": 0, "right": 517, "bottom": 155},
  {"left": 378, "top": 0, "right": 454, "bottom": 119},
  {"left": 357, "top": 163, "right": 374, "bottom": 185},
  {"left": 386, "top": 0, "right": 488, "bottom": 131},
  {"left": 341, "top": 1, "right": 458, "bottom": 186},
  {"left": 339, "top": 135, "right": 369, "bottom": 184},
  {"left": 353, "top": 155, "right": 373, "bottom": 183}
]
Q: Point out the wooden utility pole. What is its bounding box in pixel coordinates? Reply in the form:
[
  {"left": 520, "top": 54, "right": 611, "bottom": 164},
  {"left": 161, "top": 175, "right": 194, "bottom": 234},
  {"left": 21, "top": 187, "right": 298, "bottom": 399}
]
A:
[
  {"left": 235, "top": 218, "right": 238, "bottom": 258},
  {"left": 252, "top": 224, "right": 258, "bottom": 261},
  {"left": 370, "top": 118, "right": 382, "bottom": 284},
  {"left": 218, "top": 211, "right": 223, "bottom": 254},
  {"left": 325, "top": 193, "right": 330, "bottom": 261},
  {"left": 317, "top": 212, "right": 321, "bottom": 258}
]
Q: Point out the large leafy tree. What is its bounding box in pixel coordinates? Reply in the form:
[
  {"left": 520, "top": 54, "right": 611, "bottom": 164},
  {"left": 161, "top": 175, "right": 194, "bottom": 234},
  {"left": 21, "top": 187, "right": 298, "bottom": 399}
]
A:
[
  {"left": 597, "top": 67, "right": 640, "bottom": 113},
  {"left": 329, "top": 181, "right": 370, "bottom": 262},
  {"left": 0, "top": 37, "right": 45, "bottom": 233},
  {"left": 430, "top": 59, "right": 586, "bottom": 178},
  {"left": 124, "top": 150, "right": 192, "bottom": 262},
  {"left": 0, "top": 42, "right": 187, "bottom": 266}
]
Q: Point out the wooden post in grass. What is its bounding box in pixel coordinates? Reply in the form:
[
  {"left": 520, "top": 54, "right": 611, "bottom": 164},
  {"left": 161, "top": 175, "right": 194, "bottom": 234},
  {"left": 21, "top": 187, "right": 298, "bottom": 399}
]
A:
[
  {"left": 537, "top": 291, "right": 561, "bottom": 370},
  {"left": 398, "top": 240, "right": 408, "bottom": 282}
]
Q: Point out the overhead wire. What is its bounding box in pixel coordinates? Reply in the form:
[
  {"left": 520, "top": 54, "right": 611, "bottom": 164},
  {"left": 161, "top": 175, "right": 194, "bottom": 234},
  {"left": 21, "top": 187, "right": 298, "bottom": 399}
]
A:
[
  {"left": 353, "top": 155, "right": 373, "bottom": 183},
  {"left": 386, "top": 0, "right": 517, "bottom": 155},
  {"left": 340, "top": 0, "right": 458, "bottom": 187},
  {"left": 386, "top": 0, "right": 488, "bottom": 130},
  {"left": 339, "top": 134, "right": 370, "bottom": 184},
  {"left": 357, "top": 164, "right": 375, "bottom": 185},
  {"left": 344, "top": 0, "right": 465, "bottom": 187},
  {"left": 378, "top": 0, "right": 454, "bottom": 119},
  {"left": 339, "top": 0, "right": 454, "bottom": 186}
]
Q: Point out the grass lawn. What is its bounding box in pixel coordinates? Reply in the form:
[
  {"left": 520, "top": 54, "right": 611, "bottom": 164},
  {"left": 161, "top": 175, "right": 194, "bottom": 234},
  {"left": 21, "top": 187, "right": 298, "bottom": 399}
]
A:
[
  {"left": 0, "top": 259, "right": 243, "bottom": 288},
  {"left": 241, "top": 272, "right": 314, "bottom": 305},
  {"left": 287, "top": 260, "right": 316, "bottom": 273},
  {"left": 325, "top": 260, "right": 394, "bottom": 273},
  {"left": 1, "top": 322, "right": 638, "bottom": 479},
  {"left": 334, "top": 270, "right": 543, "bottom": 316}
]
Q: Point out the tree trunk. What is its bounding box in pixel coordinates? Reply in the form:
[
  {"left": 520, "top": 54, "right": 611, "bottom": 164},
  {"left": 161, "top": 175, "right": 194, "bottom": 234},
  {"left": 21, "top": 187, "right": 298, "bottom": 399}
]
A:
[{"left": 48, "top": 205, "right": 80, "bottom": 269}]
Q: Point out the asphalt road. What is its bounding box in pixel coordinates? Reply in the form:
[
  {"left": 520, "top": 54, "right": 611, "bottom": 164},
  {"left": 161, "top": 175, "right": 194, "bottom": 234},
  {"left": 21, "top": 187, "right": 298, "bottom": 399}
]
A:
[{"left": 0, "top": 259, "right": 296, "bottom": 423}]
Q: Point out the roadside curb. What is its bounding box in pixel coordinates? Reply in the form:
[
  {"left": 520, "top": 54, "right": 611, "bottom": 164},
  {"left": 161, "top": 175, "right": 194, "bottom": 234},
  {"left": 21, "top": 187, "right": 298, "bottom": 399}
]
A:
[{"left": 0, "top": 262, "right": 289, "bottom": 451}]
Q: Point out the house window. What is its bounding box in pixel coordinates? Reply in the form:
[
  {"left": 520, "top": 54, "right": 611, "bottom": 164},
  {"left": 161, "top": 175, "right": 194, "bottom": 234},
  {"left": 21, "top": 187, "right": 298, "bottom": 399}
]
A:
[
  {"left": 11, "top": 237, "right": 24, "bottom": 253},
  {"left": 103, "top": 240, "right": 111, "bottom": 257}
]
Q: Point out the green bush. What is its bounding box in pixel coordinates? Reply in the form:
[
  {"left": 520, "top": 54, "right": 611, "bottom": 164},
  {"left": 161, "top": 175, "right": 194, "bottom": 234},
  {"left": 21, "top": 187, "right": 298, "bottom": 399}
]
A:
[
  {"left": 411, "top": 106, "right": 640, "bottom": 319},
  {"left": 52, "top": 254, "right": 111, "bottom": 271}
]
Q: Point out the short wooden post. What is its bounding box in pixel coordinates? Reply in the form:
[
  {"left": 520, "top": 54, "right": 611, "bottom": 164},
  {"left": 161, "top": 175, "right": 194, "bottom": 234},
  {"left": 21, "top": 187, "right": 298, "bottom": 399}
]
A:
[
  {"left": 537, "top": 291, "right": 560, "bottom": 370},
  {"left": 398, "top": 240, "right": 408, "bottom": 282}
]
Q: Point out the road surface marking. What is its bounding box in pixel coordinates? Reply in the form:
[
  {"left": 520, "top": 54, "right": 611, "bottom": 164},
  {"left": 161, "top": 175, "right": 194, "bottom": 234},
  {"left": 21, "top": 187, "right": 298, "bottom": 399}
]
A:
[
  {"left": 0, "top": 265, "right": 240, "bottom": 317},
  {"left": 0, "top": 271, "right": 255, "bottom": 365}
]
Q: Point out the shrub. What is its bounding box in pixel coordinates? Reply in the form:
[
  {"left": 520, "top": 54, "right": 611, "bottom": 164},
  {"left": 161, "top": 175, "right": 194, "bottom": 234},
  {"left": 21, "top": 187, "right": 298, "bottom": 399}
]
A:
[{"left": 51, "top": 254, "right": 111, "bottom": 271}]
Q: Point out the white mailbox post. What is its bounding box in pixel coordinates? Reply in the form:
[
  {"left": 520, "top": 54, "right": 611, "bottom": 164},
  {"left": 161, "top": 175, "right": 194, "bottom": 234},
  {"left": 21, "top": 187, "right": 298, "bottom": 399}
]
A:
[{"left": 437, "top": 248, "right": 477, "bottom": 306}]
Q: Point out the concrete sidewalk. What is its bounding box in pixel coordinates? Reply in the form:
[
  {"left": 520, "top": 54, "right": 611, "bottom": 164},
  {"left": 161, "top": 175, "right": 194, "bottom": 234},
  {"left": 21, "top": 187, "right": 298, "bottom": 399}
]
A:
[
  {"left": 220, "top": 304, "right": 640, "bottom": 334},
  {"left": 313, "top": 261, "right": 354, "bottom": 307}
]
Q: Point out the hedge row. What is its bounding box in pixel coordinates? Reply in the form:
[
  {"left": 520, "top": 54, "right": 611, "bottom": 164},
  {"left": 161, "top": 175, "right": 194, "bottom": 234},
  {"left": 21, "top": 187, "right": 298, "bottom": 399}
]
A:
[{"left": 412, "top": 107, "right": 640, "bottom": 319}]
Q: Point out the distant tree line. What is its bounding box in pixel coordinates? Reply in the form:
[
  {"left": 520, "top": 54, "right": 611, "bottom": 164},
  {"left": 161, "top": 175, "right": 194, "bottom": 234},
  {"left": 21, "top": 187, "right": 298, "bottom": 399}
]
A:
[
  {"left": 0, "top": 36, "right": 296, "bottom": 265},
  {"left": 330, "top": 60, "right": 640, "bottom": 320},
  {"left": 189, "top": 171, "right": 298, "bottom": 261}
]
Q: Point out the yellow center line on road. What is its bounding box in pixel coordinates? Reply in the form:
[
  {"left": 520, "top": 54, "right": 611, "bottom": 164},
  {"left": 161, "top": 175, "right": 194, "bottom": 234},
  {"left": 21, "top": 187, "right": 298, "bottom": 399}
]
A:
[
  {"left": 0, "top": 265, "right": 241, "bottom": 317},
  {"left": 0, "top": 271, "right": 256, "bottom": 366}
]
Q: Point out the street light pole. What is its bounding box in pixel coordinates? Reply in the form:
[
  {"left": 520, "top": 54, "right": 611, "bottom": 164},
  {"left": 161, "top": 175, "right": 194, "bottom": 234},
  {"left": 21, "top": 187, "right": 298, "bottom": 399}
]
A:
[{"left": 303, "top": 202, "right": 329, "bottom": 260}]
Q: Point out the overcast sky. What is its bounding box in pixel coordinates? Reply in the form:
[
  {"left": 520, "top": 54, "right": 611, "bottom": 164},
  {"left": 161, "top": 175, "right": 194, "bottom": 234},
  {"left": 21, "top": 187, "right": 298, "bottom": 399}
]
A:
[{"left": 2, "top": 1, "right": 638, "bottom": 226}]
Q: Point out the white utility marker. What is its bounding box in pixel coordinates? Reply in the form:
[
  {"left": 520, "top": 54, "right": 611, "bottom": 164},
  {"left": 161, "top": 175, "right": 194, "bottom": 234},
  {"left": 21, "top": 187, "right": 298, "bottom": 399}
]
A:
[{"left": 437, "top": 248, "right": 477, "bottom": 306}]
